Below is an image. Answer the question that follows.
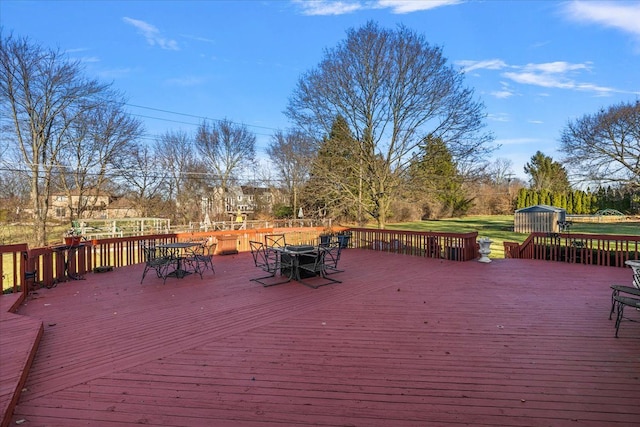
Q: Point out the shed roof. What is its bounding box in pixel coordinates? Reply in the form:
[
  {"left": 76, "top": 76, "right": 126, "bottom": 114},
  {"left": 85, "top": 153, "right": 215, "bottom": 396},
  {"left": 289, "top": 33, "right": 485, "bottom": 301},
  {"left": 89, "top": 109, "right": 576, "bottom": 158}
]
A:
[{"left": 515, "top": 204, "right": 565, "bottom": 213}]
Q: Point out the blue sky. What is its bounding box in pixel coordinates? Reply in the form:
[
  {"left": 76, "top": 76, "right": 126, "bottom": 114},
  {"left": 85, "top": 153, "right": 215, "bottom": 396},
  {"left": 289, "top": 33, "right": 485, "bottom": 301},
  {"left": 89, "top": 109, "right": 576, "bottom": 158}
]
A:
[{"left": 2, "top": 0, "right": 639, "bottom": 181}]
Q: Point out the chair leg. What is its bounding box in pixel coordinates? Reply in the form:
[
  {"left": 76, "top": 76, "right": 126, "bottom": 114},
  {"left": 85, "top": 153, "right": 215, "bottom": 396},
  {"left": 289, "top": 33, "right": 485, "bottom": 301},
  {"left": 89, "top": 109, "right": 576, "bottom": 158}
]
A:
[
  {"left": 250, "top": 272, "right": 291, "bottom": 287},
  {"left": 297, "top": 267, "right": 342, "bottom": 289},
  {"left": 615, "top": 300, "right": 624, "bottom": 338},
  {"left": 610, "top": 288, "right": 618, "bottom": 320}
]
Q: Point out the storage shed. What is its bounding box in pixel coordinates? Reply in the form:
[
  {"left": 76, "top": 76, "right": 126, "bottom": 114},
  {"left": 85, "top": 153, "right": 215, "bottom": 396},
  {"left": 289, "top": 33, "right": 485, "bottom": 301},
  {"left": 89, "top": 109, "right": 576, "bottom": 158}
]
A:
[{"left": 514, "top": 205, "right": 566, "bottom": 233}]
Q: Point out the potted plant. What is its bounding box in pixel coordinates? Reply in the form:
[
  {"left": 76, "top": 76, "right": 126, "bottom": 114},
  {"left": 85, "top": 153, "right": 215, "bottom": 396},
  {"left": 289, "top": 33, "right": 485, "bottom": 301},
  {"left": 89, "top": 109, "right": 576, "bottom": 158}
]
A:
[{"left": 64, "top": 228, "right": 83, "bottom": 246}]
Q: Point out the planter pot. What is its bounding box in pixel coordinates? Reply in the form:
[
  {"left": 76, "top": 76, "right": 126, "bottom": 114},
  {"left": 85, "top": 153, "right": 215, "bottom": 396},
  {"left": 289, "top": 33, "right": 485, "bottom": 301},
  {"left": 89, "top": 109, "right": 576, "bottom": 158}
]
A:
[
  {"left": 336, "top": 235, "right": 350, "bottom": 248},
  {"left": 64, "top": 236, "right": 82, "bottom": 246},
  {"left": 477, "top": 238, "right": 492, "bottom": 263},
  {"left": 319, "top": 235, "right": 332, "bottom": 246},
  {"left": 217, "top": 235, "right": 238, "bottom": 255}
]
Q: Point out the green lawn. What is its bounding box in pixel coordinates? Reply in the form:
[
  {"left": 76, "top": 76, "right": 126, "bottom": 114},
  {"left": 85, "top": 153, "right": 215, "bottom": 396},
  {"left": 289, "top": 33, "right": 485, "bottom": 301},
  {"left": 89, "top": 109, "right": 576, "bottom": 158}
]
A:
[{"left": 386, "top": 215, "right": 640, "bottom": 259}]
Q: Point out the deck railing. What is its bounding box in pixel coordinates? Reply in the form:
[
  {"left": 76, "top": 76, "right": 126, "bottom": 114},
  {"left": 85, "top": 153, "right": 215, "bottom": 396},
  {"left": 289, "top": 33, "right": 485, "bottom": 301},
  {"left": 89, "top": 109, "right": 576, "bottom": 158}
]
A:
[
  {"left": 348, "top": 228, "right": 479, "bottom": 261},
  {"left": 504, "top": 232, "right": 640, "bottom": 267},
  {"left": 1, "top": 227, "right": 481, "bottom": 301}
]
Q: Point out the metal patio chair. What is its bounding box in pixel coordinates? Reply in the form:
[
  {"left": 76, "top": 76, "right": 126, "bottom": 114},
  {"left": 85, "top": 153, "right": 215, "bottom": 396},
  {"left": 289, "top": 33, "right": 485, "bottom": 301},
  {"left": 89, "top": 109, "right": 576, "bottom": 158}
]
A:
[
  {"left": 609, "top": 272, "right": 640, "bottom": 320},
  {"left": 249, "top": 240, "right": 291, "bottom": 287},
  {"left": 140, "top": 245, "right": 173, "bottom": 284},
  {"left": 185, "top": 240, "right": 217, "bottom": 279},
  {"left": 297, "top": 245, "right": 342, "bottom": 289},
  {"left": 613, "top": 294, "right": 640, "bottom": 338},
  {"left": 322, "top": 240, "right": 344, "bottom": 275},
  {"left": 265, "top": 234, "right": 287, "bottom": 249}
]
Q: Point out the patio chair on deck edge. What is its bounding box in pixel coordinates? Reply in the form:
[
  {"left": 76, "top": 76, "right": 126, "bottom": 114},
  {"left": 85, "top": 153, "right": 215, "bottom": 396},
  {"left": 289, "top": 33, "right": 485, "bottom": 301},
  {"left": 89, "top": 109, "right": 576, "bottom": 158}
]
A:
[{"left": 249, "top": 240, "right": 291, "bottom": 287}]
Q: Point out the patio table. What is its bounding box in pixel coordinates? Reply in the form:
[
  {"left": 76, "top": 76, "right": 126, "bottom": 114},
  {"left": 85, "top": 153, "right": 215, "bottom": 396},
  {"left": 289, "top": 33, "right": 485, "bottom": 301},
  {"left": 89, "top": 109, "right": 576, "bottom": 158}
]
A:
[
  {"left": 157, "top": 242, "right": 201, "bottom": 279},
  {"left": 272, "top": 245, "right": 318, "bottom": 282},
  {"left": 51, "top": 242, "right": 87, "bottom": 281}
]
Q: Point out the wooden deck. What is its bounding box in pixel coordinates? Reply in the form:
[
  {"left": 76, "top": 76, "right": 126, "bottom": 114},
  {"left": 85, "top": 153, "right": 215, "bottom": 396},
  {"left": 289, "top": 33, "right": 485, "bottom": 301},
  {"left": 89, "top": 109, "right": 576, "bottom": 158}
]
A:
[{"left": 2, "top": 249, "right": 639, "bottom": 426}]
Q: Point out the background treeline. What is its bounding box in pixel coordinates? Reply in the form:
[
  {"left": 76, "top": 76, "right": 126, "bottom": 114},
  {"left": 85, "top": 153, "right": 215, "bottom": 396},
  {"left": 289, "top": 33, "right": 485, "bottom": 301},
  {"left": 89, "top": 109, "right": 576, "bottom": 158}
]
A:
[{"left": 515, "top": 187, "right": 638, "bottom": 214}]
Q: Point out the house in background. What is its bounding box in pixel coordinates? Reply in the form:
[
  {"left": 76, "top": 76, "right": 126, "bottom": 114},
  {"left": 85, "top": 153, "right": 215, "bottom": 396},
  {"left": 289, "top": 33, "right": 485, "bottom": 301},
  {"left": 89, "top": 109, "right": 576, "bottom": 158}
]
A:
[
  {"left": 49, "top": 190, "right": 110, "bottom": 219},
  {"left": 104, "top": 197, "right": 141, "bottom": 218},
  {"left": 49, "top": 191, "right": 141, "bottom": 220},
  {"left": 223, "top": 186, "right": 278, "bottom": 220}
]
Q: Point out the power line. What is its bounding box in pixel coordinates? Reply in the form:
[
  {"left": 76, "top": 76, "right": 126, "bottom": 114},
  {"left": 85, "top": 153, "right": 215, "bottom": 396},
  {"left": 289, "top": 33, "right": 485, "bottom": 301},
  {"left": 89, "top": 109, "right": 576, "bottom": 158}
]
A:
[{"left": 125, "top": 103, "right": 281, "bottom": 132}]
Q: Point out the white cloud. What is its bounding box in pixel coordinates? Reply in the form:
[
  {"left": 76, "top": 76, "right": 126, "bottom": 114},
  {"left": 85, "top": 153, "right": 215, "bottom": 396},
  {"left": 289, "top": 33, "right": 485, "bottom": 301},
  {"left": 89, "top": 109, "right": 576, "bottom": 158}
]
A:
[
  {"left": 563, "top": 1, "right": 640, "bottom": 37},
  {"left": 522, "top": 61, "right": 591, "bottom": 74},
  {"left": 123, "top": 17, "right": 179, "bottom": 50},
  {"left": 488, "top": 112, "right": 510, "bottom": 122},
  {"left": 503, "top": 71, "right": 574, "bottom": 89},
  {"left": 491, "top": 90, "right": 514, "bottom": 99},
  {"left": 376, "top": 0, "right": 462, "bottom": 14},
  {"left": 97, "top": 68, "right": 135, "bottom": 79},
  {"left": 502, "top": 61, "right": 619, "bottom": 96},
  {"left": 456, "top": 59, "right": 507, "bottom": 73},
  {"left": 292, "top": 0, "right": 461, "bottom": 16},
  {"left": 460, "top": 58, "right": 628, "bottom": 96},
  {"left": 182, "top": 34, "right": 216, "bottom": 44},
  {"left": 293, "top": 0, "right": 362, "bottom": 15},
  {"left": 79, "top": 56, "right": 100, "bottom": 64}
]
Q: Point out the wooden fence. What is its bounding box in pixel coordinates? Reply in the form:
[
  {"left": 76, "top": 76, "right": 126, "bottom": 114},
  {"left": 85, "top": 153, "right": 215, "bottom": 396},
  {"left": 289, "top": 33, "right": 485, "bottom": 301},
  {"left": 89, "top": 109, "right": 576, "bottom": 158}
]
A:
[{"left": 504, "top": 232, "right": 639, "bottom": 267}]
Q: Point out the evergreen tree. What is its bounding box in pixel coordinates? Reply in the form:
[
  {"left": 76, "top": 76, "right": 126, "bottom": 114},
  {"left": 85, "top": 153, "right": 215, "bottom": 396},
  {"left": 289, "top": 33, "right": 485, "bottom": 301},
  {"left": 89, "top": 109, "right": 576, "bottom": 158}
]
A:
[
  {"left": 407, "top": 135, "right": 472, "bottom": 218},
  {"left": 524, "top": 151, "right": 571, "bottom": 193},
  {"left": 302, "top": 115, "right": 363, "bottom": 222}
]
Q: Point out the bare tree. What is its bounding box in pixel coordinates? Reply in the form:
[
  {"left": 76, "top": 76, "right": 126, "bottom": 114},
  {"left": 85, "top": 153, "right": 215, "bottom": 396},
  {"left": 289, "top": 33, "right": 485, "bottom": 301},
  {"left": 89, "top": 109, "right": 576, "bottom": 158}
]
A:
[
  {"left": 560, "top": 101, "right": 640, "bottom": 188},
  {"left": 112, "top": 144, "right": 168, "bottom": 217},
  {"left": 195, "top": 119, "right": 256, "bottom": 219},
  {"left": 155, "top": 130, "right": 207, "bottom": 223},
  {"left": 56, "top": 96, "right": 144, "bottom": 220},
  {"left": 266, "top": 129, "right": 315, "bottom": 217},
  {"left": 286, "top": 21, "right": 493, "bottom": 228},
  {"left": 0, "top": 32, "right": 109, "bottom": 245}
]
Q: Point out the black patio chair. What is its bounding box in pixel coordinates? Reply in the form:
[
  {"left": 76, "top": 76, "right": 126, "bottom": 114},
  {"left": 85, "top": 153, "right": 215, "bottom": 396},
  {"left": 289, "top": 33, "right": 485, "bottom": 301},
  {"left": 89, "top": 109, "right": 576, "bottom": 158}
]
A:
[
  {"left": 185, "top": 240, "right": 217, "bottom": 279},
  {"left": 613, "top": 294, "right": 640, "bottom": 338},
  {"left": 249, "top": 240, "right": 290, "bottom": 287},
  {"left": 297, "top": 246, "right": 342, "bottom": 289},
  {"left": 265, "top": 234, "right": 286, "bottom": 248},
  {"left": 609, "top": 272, "right": 640, "bottom": 320},
  {"left": 322, "top": 241, "right": 344, "bottom": 275},
  {"left": 140, "top": 245, "right": 173, "bottom": 284}
]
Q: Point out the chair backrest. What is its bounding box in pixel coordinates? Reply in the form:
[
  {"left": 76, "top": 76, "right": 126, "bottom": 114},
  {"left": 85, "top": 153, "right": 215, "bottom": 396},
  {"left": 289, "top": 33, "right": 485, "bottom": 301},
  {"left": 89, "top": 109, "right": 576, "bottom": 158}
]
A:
[
  {"left": 204, "top": 242, "right": 217, "bottom": 256},
  {"left": 250, "top": 241, "right": 268, "bottom": 268},
  {"left": 265, "top": 234, "right": 286, "bottom": 248},
  {"left": 142, "top": 245, "right": 157, "bottom": 263},
  {"left": 186, "top": 241, "right": 205, "bottom": 256},
  {"left": 633, "top": 272, "right": 640, "bottom": 289},
  {"left": 323, "top": 241, "right": 342, "bottom": 268}
]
